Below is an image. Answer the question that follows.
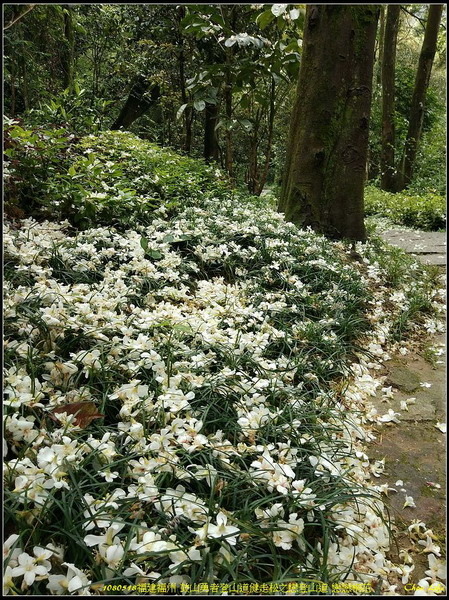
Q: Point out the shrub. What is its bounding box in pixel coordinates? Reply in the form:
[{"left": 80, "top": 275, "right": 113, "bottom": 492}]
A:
[
  {"left": 3, "top": 116, "right": 76, "bottom": 219},
  {"left": 4, "top": 126, "right": 234, "bottom": 229},
  {"left": 364, "top": 185, "right": 446, "bottom": 231}
]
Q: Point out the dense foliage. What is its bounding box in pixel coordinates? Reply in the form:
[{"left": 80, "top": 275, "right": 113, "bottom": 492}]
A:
[
  {"left": 4, "top": 4, "right": 445, "bottom": 198},
  {"left": 364, "top": 185, "right": 446, "bottom": 231}
]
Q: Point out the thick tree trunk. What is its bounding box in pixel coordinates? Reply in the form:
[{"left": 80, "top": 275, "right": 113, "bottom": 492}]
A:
[
  {"left": 204, "top": 102, "right": 219, "bottom": 162},
  {"left": 396, "top": 5, "right": 443, "bottom": 190},
  {"left": 279, "top": 6, "right": 379, "bottom": 241},
  {"left": 111, "top": 76, "right": 160, "bottom": 130},
  {"left": 380, "top": 5, "right": 400, "bottom": 191}
]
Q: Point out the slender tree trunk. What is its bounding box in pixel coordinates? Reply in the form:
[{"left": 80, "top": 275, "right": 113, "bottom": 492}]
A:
[
  {"left": 247, "top": 107, "right": 261, "bottom": 193},
  {"left": 176, "top": 6, "right": 193, "bottom": 153},
  {"left": 204, "top": 102, "right": 219, "bottom": 162},
  {"left": 111, "top": 76, "right": 160, "bottom": 130},
  {"left": 376, "top": 6, "right": 385, "bottom": 87},
  {"left": 380, "top": 5, "right": 400, "bottom": 191},
  {"left": 222, "top": 5, "right": 236, "bottom": 180},
  {"left": 255, "top": 78, "right": 276, "bottom": 195},
  {"left": 396, "top": 5, "right": 443, "bottom": 190},
  {"left": 224, "top": 77, "right": 233, "bottom": 179},
  {"left": 62, "top": 6, "right": 75, "bottom": 92},
  {"left": 279, "top": 5, "right": 379, "bottom": 241},
  {"left": 10, "top": 67, "right": 16, "bottom": 116}
]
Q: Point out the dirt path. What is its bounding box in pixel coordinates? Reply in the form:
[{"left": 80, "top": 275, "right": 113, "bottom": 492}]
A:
[{"left": 367, "top": 230, "right": 446, "bottom": 591}]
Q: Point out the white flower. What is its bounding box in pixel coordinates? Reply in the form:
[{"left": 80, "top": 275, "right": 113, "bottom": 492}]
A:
[
  {"left": 418, "top": 535, "right": 441, "bottom": 556},
  {"left": 11, "top": 552, "right": 49, "bottom": 586},
  {"left": 425, "top": 554, "right": 447, "bottom": 580},
  {"left": 399, "top": 563, "right": 415, "bottom": 584},
  {"left": 420, "top": 382, "right": 432, "bottom": 388},
  {"left": 3, "top": 566, "right": 16, "bottom": 595},
  {"left": 3, "top": 534, "right": 20, "bottom": 563},
  {"left": 378, "top": 409, "right": 400, "bottom": 423},
  {"left": 413, "top": 578, "right": 446, "bottom": 596},
  {"left": 195, "top": 512, "right": 240, "bottom": 545},
  {"left": 46, "top": 562, "right": 92, "bottom": 594},
  {"left": 403, "top": 495, "right": 416, "bottom": 508},
  {"left": 99, "top": 470, "right": 119, "bottom": 482}
]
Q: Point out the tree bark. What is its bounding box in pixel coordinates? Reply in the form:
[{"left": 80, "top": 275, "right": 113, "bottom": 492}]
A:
[
  {"left": 380, "top": 5, "right": 400, "bottom": 191},
  {"left": 254, "top": 78, "right": 276, "bottom": 195},
  {"left": 111, "top": 76, "right": 160, "bottom": 130},
  {"left": 279, "top": 6, "right": 379, "bottom": 241},
  {"left": 204, "top": 102, "right": 219, "bottom": 162},
  {"left": 62, "top": 6, "right": 75, "bottom": 92},
  {"left": 376, "top": 6, "right": 385, "bottom": 87},
  {"left": 222, "top": 5, "right": 236, "bottom": 180},
  {"left": 224, "top": 70, "right": 233, "bottom": 179},
  {"left": 396, "top": 4, "right": 443, "bottom": 190}
]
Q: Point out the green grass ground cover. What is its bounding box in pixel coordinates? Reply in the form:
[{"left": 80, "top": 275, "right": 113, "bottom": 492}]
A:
[
  {"left": 3, "top": 131, "right": 446, "bottom": 595},
  {"left": 364, "top": 185, "right": 446, "bottom": 232}
]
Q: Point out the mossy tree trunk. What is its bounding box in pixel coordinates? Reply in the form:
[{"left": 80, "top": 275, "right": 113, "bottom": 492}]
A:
[
  {"left": 62, "top": 6, "right": 75, "bottom": 93},
  {"left": 395, "top": 5, "right": 443, "bottom": 191},
  {"left": 380, "top": 5, "right": 400, "bottom": 192},
  {"left": 279, "top": 5, "right": 379, "bottom": 241}
]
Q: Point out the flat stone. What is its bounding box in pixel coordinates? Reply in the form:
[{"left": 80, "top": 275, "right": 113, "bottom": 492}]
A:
[
  {"left": 385, "top": 363, "right": 422, "bottom": 392},
  {"left": 380, "top": 230, "right": 447, "bottom": 266}
]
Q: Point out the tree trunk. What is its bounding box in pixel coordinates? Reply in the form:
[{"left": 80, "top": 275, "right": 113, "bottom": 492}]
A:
[
  {"left": 254, "top": 78, "right": 276, "bottom": 195},
  {"left": 279, "top": 6, "right": 379, "bottom": 241},
  {"left": 224, "top": 75, "right": 233, "bottom": 179},
  {"left": 62, "top": 6, "right": 75, "bottom": 92},
  {"left": 376, "top": 6, "right": 385, "bottom": 87},
  {"left": 204, "top": 102, "right": 219, "bottom": 162},
  {"left": 396, "top": 5, "right": 443, "bottom": 190},
  {"left": 222, "top": 5, "right": 236, "bottom": 180},
  {"left": 380, "top": 5, "right": 400, "bottom": 191},
  {"left": 247, "top": 106, "right": 261, "bottom": 194},
  {"left": 176, "top": 6, "right": 193, "bottom": 154},
  {"left": 111, "top": 76, "right": 160, "bottom": 130}
]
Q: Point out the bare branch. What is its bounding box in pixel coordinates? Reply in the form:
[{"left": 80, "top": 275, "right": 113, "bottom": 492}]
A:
[
  {"left": 400, "top": 6, "right": 426, "bottom": 30},
  {"left": 3, "top": 4, "right": 36, "bottom": 31}
]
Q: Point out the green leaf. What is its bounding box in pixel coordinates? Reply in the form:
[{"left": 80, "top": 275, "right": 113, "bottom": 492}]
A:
[
  {"left": 147, "top": 250, "right": 163, "bottom": 260},
  {"left": 256, "top": 9, "right": 275, "bottom": 30},
  {"left": 176, "top": 103, "right": 188, "bottom": 121},
  {"left": 140, "top": 237, "right": 149, "bottom": 251},
  {"left": 194, "top": 100, "right": 206, "bottom": 112},
  {"left": 68, "top": 166, "right": 76, "bottom": 176},
  {"left": 173, "top": 323, "right": 192, "bottom": 333}
]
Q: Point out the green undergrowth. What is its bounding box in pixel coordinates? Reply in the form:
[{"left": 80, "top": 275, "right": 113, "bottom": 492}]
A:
[
  {"left": 364, "top": 185, "right": 446, "bottom": 231},
  {"left": 4, "top": 121, "right": 236, "bottom": 229}
]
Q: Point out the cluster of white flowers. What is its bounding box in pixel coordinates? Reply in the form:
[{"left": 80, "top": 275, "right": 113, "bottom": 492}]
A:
[{"left": 3, "top": 180, "right": 446, "bottom": 595}]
